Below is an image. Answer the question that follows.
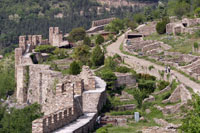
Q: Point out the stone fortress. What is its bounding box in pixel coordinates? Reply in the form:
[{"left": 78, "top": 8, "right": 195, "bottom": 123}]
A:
[{"left": 15, "top": 27, "right": 107, "bottom": 133}]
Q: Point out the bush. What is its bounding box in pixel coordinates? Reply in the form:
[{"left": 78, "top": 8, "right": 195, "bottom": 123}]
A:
[
  {"left": 156, "top": 21, "right": 166, "bottom": 34},
  {"left": 195, "top": 7, "right": 200, "bottom": 17},
  {"left": 83, "top": 36, "right": 91, "bottom": 46},
  {"left": 161, "top": 92, "right": 171, "bottom": 100},
  {"left": 68, "top": 27, "right": 86, "bottom": 42},
  {"left": 96, "top": 35, "right": 104, "bottom": 45},
  {"left": 69, "top": 61, "right": 81, "bottom": 75},
  {"left": 91, "top": 45, "right": 104, "bottom": 67},
  {"left": 115, "top": 66, "right": 130, "bottom": 73},
  {"left": 53, "top": 48, "right": 68, "bottom": 59},
  {"left": 35, "top": 45, "right": 56, "bottom": 53},
  {"left": 138, "top": 80, "right": 156, "bottom": 94},
  {"left": 100, "top": 69, "right": 117, "bottom": 90},
  {"left": 133, "top": 88, "right": 147, "bottom": 108},
  {"left": 104, "top": 56, "right": 117, "bottom": 70},
  {"left": 194, "top": 42, "right": 199, "bottom": 49},
  {"left": 136, "top": 73, "right": 156, "bottom": 81},
  {"left": 157, "top": 80, "right": 170, "bottom": 90}
]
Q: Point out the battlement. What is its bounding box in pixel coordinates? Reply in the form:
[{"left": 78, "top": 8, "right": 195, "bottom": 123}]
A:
[{"left": 32, "top": 106, "right": 78, "bottom": 133}]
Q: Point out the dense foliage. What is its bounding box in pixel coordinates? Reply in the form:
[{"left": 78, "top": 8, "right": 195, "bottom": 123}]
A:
[
  {"left": 0, "top": 0, "right": 150, "bottom": 54},
  {"left": 181, "top": 94, "right": 200, "bottom": 132},
  {"left": 95, "top": 35, "right": 105, "bottom": 45},
  {"left": 0, "top": 54, "right": 15, "bottom": 99},
  {"left": 69, "top": 61, "right": 81, "bottom": 75},
  {"left": 35, "top": 45, "right": 56, "bottom": 53},
  {"left": 68, "top": 27, "right": 86, "bottom": 42},
  {"left": 0, "top": 103, "right": 42, "bottom": 133},
  {"left": 91, "top": 45, "right": 105, "bottom": 67}
]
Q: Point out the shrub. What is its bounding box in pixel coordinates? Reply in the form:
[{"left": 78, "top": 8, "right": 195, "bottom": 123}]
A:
[
  {"left": 148, "top": 65, "right": 155, "bottom": 71},
  {"left": 83, "top": 36, "right": 91, "bottom": 46},
  {"left": 53, "top": 48, "right": 68, "bottom": 59},
  {"left": 69, "top": 61, "right": 81, "bottom": 75},
  {"left": 194, "top": 42, "right": 199, "bottom": 49},
  {"left": 68, "top": 27, "right": 86, "bottom": 42},
  {"left": 104, "top": 56, "right": 117, "bottom": 70},
  {"left": 136, "top": 73, "right": 156, "bottom": 81},
  {"left": 133, "top": 88, "right": 147, "bottom": 108},
  {"left": 35, "top": 45, "right": 56, "bottom": 53},
  {"left": 96, "top": 127, "right": 108, "bottom": 133},
  {"left": 161, "top": 92, "right": 171, "bottom": 100},
  {"left": 195, "top": 7, "right": 200, "bottom": 17},
  {"left": 100, "top": 69, "right": 117, "bottom": 90},
  {"left": 91, "top": 45, "right": 104, "bottom": 67},
  {"left": 138, "top": 80, "right": 156, "bottom": 94},
  {"left": 115, "top": 66, "right": 130, "bottom": 73},
  {"left": 156, "top": 21, "right": 166, "bottom": 34},
  {"left": 157, "top": 80, "right": 170, "bottom": 90},
  {"left": 96, "top": 34, "right": 104, "bottom": 45}
]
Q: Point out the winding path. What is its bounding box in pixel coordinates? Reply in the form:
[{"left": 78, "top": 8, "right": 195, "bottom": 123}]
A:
[{"left": 107, "top": 33, "right": 200, "bottom": 94}]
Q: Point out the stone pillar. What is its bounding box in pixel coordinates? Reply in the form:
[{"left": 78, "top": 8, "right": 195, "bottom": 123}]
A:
[{"left": 49, "top": 27, "right": 54, "bottom": 45}]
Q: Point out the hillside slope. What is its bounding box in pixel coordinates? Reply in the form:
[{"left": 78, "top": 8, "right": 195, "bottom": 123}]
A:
[{"left": 0, "top": 0, "right": 157, "bottom": 53}]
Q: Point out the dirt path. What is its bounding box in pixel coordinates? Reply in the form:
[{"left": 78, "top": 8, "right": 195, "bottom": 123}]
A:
[{"left": 107, "top": 33, "right": 200, "bottom": 94}]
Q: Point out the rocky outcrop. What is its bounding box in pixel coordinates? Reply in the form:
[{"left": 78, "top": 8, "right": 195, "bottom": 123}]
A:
[{"left": 143, "top": 95, "right": 155, "bottom": 103}]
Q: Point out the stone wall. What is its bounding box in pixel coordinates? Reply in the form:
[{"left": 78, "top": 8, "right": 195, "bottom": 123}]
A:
[
  {"left": 79, "top": 66, "right": 96, "bottom": 90},
  {"left": 92, "top": 17, "right": 115, "bottom": 27},
  {"left": 115, "top": 72, "right": 136, "bottom": 87}
]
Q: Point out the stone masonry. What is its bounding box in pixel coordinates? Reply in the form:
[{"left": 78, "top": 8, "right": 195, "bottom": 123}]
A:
[{"left": 15, "top": 36, "right": 107, "bottom": 132}]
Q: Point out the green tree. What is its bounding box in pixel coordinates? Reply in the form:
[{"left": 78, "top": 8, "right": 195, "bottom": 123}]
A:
[
  {"left": 181, "top": 94, "right": 200, "bottom": 132},
  {"left": 133, "top": 13, "right": 145, "bottom": 24},
  {"left": 104, "top": 56, "right": 117, "bottom": 70},
  {"left": 0, "top": 103, "right": 42, "bottom": 133},
  {"left": 100, "top": 69, "right": 117, "bottom": 90},
  {"left": 95, "top": 35, "right": 104, "bottom": 45},
  {"left": 53, "top": 48, "right": 68, "bottom": 59},
  {"left": 69, "top": 61, "right": 81, "bottom": 75},
  {"left": 91, "top": 45, "right": 104, "bottom": 67},
  {"left": 83, "top": 36, "right": 91, "bottom": 46},
  {"left": 104, "top": 18, "right": 124, "bottom": 33},
  {"left": 73, "top": 45, "right": 90, "bottom": 65},
  {"left": 35, "top": 45, "right": 56, "bottom": 53},
  {"left": 156, "top": 17, "right": 169, "bottom": 34},
  {"left": 68, "top": 27, "right": 86, "bottom": 42},
  {"left": 127, "top": 21, "right": 137, "bottom": 31},
  {"left": 195, "top": 7, "right": 200, "bottom": 17},
  {"left": 133, "top": 88, "right": 146, "bottom": 108}
]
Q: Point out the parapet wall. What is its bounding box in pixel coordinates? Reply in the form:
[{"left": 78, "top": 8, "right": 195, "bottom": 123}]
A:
[{"left": 92, "top": 17, "right": 115, "bottom": 27}]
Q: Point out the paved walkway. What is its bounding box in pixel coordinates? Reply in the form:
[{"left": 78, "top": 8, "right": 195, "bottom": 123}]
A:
[{"left": 107, "top": 33, "right": 200, "bottom": 94}]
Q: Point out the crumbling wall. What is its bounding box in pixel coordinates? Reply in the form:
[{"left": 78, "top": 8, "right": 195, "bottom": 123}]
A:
[
  {"left": 49, "top": 27, "right": 63, "bottom": 47},
  {"left": 79, "top": 66, "right": 96, "bottom": 90},
  {"left": 115, "top": 72, "right": 136, "bottom": 87}
]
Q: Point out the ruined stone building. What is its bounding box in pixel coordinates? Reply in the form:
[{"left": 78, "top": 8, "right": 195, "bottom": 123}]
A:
[
  {"left": 15, "top": 36, "right": 107, "bottom": 132},
  {"left": 166, "top": 18, "right": 200, "bottom": 35}
]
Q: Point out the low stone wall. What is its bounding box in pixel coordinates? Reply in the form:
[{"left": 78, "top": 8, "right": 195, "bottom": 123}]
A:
[
  {"left": 32, "top": 106, "right": 82, "bottom": 133},
  {"left": 115, "top": 72, "right": 136, "bottom": 87}
]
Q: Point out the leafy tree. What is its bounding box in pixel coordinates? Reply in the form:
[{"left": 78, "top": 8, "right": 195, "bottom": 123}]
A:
[
  {"left": 138, "top": 80, "right": 156, "bottom": 94},
  {"left": 35, "top": 45, "right": 56, "bottom": 53},
  {"left": 95, "top": 35, "right": 104, "bottom": 45},
  {"left": 181, "top": 94, "right": 200, "bottom": 132},
  {"left": 195, "top": 7, "right": 200, "bottom": 17},
  {"left": 68, "top": 27, "right": 86, "bottom": 42},
  {"left": 91, "top": 45, "right": 104, "bottom": 67},
  {"left": 53, "top": 48, "right": 68, "bottom": 59},
  {"left": 133, "top": 13, "right": 145, "bottom": 24},
  {"left": 104, "top": 18, "right": 124, "bottom": 33},
  {"left": 73, "top": 45, "right": 90, "bottom": 65},
  {"left": 69, "top": 61, "right": 81, "bottom": 75},
  {"left": 83, "top": 36, "right": 91, "bottom": 46},
  {"left": 100, "top": 69, "right": 117, "bottom": 90},
  {"left": 156, "top": 17, "right": 169, "bottom": 34},
  {"left": 133, "top": 88, "right": 146, "bottom": 108},
  {"left": 104, "top": 56, "right": 117, "bottom": 70},
  {"left": 0, "top": 103, "right": 42, "bottom": 133},
  {"left": 127, "top": 21, "right": 137, "bottom": 31}
]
